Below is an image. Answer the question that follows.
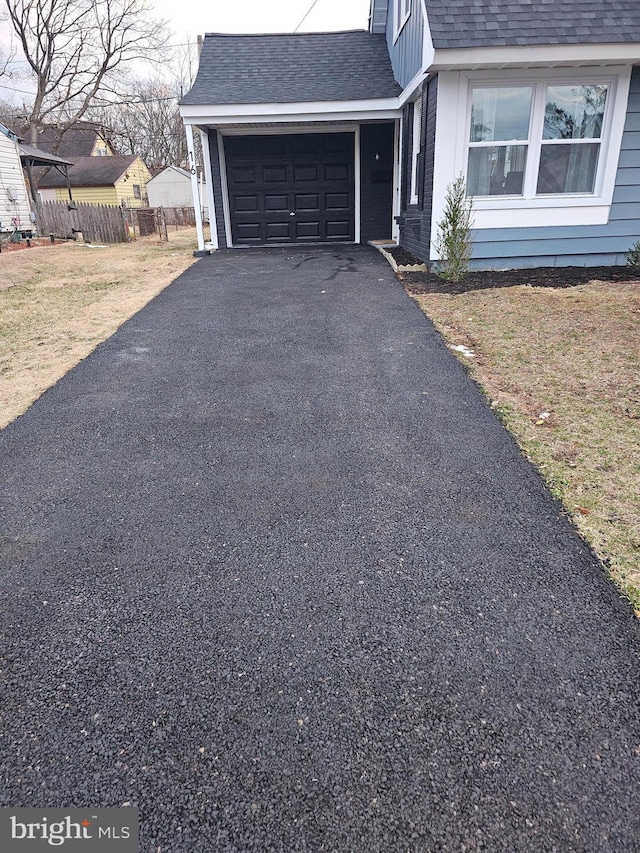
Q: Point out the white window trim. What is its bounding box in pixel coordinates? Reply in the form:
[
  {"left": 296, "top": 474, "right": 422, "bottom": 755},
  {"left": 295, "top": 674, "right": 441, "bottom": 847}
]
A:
[
  {"left": 431, "top": 66, "right": 631, "bottom": 235},
  {"left": 393, "top": 0, "right": 411, "bottom": 43},
  {"left": 409, "top": 96, "right": 422, "bottom": 204}
]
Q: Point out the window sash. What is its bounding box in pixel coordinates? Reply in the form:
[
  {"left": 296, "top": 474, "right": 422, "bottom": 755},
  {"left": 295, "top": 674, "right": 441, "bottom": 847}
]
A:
[
  {"left": 466, "top": 79, "right": 612, "bottom": 199},
  {"left": 394, "top": 0, "right": 411, "bottom": 40}
]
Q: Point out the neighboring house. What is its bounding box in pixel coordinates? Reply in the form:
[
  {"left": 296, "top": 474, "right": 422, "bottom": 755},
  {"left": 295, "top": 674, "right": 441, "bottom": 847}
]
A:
[
  {"left": 37, "top": 155, "right": 152, "bottom": 207},
  {"left": 8, "top": 121, "right": 116, "bottom": 160},
  {"left": 147, "top": 165, "right": 208, "bottom": 215},
  {"left": 0, "top": 124, "right": 34, "bottom": 235},
  {"left": 179, "top": 0, "right": 640, "bottom": 268}
]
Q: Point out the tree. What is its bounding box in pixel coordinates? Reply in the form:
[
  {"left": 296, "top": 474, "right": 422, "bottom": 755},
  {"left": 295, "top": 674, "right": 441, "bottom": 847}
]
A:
[
  {"left": 90, "top": 76, "right": 188, "bottom": 171},
  {"left": 87, "top": 39, "right": 200, "bottom": 171},
  {"left": 4, "top": 0, "right": 167, "bottom": 181},
  {"left": 434, "top": 175, "right": 474, "bottom": 283}
]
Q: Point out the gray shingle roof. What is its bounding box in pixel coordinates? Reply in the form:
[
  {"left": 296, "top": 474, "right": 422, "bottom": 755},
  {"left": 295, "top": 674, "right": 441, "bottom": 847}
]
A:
[
  {"left": 38, "top": 155, "right": 138, "bottom": 188},
  {"left": 425, "top": 0, "right": 640, "bottom": 49},
  {"left": 180, "top": 30, "right": 401, "bottom": 106}
]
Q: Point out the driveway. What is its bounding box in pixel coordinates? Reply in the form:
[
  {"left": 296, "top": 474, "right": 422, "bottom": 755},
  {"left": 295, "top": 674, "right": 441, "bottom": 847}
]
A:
[{"left": 1, "top": 246, "right": 638, "bottom": 851}]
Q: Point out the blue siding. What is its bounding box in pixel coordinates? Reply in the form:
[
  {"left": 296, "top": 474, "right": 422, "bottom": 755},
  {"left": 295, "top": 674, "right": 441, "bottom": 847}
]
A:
[
  {"left": 385, "top": 0, "right": 424, "bottom": 88},
  {"left": 469, "top": 67, "right": 640, "bottom": 269}
]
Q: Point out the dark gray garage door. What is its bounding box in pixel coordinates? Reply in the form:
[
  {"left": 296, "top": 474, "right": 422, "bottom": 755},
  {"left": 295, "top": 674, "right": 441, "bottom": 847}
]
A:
[{"left": 225, "top": 132, "right": 355, "bottom": 245}]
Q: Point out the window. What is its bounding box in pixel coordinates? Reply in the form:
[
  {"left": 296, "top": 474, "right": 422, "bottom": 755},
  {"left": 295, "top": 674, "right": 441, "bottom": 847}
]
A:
[
  {"left": 409, "top": 97, "right": 422, "bottom": 204},
  {"left": 394, "top": 0, "right": 411, "bottom": 41},
  {"left": 133, "top": 184, "right": 141, "bottom": 200},
  {"left": 467, "top": 81, "right": 610, "bottom": 199}
]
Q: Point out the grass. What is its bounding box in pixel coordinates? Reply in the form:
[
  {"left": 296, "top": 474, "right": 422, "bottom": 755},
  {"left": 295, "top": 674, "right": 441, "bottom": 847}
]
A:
[
  {"left": 412, "top": 279, "right": 640, "bottom": 615},
  {"left": 0, "top": 229, "right": 199, "bottom": 429}
]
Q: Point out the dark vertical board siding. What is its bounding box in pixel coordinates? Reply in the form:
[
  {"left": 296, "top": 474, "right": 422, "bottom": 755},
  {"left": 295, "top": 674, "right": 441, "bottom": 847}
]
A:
[
  {"left": 360, "top": 123, "right": 395, "bottom": 242},
  {"left": 397, "top": 74, "right": 438, "bottom": 263},
  {"left": 386, "top": 0, "right": 424, "bottom": 88},
  {"left": 207, "top": 131, "right": 228, "bottom": 249}
]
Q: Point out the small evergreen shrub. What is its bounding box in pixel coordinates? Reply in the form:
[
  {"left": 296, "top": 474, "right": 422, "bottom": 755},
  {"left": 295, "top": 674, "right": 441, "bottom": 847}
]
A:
[
  {"left": 626, "top": 240, "right": 640, "bottom": 268},
  {"left": 434, "top": 175, "right": 474, "bottom": 283}
]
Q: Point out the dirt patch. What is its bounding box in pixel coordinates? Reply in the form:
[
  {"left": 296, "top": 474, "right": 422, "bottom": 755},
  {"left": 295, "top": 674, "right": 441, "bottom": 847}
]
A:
[
  {"left": 412, "top": 278, "right": 640, "bottom": 615},
  {"left": 1, "top": 236, "right": 67, "bottom": 253},
  {"left": 0, "top": 229, "right": 199, "bottom": 428}
]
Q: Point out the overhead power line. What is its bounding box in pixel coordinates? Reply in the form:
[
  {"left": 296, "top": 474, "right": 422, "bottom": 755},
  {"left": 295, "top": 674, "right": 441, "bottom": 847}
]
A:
[{"left": 294, "top": 0, "right": 321, "bottom": 33}]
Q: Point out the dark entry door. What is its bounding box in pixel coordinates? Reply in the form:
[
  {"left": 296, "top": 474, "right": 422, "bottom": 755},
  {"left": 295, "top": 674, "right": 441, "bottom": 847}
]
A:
[{"left": 225, "top": 133, "right": 355, "bottom": 245}]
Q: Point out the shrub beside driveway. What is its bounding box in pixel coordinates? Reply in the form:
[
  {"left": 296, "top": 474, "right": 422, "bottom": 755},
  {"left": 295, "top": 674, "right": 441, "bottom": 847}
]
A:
[
  {"left": 411, "top": 277, "right": 640, "bottom": 615},
  {"left": 0, "top": 229, "right": 198, "bottom": 429}
]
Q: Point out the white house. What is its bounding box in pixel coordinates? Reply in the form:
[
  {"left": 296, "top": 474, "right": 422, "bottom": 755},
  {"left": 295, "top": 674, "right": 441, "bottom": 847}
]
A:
[
  {"left": 0, "top": 124, "right": 34, "bottom": 235},
  {"left": 146, "top": 165, "right": 208, "bottom": 216}
]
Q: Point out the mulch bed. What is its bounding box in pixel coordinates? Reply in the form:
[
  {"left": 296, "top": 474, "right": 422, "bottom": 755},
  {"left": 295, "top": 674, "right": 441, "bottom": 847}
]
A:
[
  {"left": 385, "top": 245, "right": 425, "bottom": 267},
  {"left": 401, "top": 264, "right": 640, "bottom": 295}
]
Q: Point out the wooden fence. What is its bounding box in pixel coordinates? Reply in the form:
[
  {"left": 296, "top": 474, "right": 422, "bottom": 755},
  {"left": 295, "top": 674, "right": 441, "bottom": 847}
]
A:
[
  {"left": 38, "top": 202, "right": 198, "bottom": 244},
  {"left": 39, "top": 200, "right": 129, "bottom": 244}
]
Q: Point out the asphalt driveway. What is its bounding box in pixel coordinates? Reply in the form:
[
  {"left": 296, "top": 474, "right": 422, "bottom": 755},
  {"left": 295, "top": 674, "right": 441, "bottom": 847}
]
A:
[{"left": 1, "top": 246, "right": 639, "bottom": 851}]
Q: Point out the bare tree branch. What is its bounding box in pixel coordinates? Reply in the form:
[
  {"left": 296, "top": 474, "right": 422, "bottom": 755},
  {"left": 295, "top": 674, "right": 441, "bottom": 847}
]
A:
[{"left": 4, "top": 0, "right": 168, "bottom": 172}]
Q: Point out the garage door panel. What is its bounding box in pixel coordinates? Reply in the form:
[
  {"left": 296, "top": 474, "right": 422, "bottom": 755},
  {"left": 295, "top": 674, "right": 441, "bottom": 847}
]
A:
[
  {"left": 325, "top": 163, "right": 349, "bottom": 182},
  {"left": 226, "top": 133, "right": 354, "bottom": 245},
  {"left": 296, "top": 221, "right": 321, "bottom": 239},
  {"left": 261, "top": 137, "right": 287, "bottom": 155},
  {"left": 232, "top": 166, "right": 257, "bottom": 184},
  {"left": 235, "top": 223, "right": 261, "bottom": 241},
  {"left": 263, "top": 165, "right": 287, "bottom": 183},
  {"left": 294, "top": 165, "right": 318, "bottom": 182},
  {"left": 266, "top": 222, "right": 291, "bottom": 240},
  {"left": 324, "top": 134, "right": 351, "bottom": 153},
  {"left": 265, "top": 194, "right": 289, "bottom": 211},
  {"left": 326, "top": 192, "right": 350, "bottom": 210},
  {"left": 326, "top": 221, "right": 352, "bottom": 238},
  {"left": 295, "top": 194, "right": 319, "bottom": 211},
  {"left": 234, "top": 195, "right": 259, "bottom": 212}
]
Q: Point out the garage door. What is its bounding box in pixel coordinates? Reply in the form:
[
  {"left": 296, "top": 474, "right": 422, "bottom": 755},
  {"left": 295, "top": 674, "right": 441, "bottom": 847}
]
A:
[{"left": 225, "top": 132, "right": 355, "bottom": 245}]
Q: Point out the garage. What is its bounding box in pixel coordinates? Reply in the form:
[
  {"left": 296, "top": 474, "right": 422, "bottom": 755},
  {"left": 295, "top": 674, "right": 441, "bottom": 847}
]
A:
[{"left": 224, "top": 132, "right": 355, "bottom": 245}]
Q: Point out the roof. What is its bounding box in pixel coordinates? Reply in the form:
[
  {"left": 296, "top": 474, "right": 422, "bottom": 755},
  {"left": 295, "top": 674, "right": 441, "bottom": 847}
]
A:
[
  {"left": 181, "top": 30, "right": 401, "bottom": 106},
  {"left": 17, "top": 143, "right": 73, "bottom": 168},
  {"left": 148, "top": 165, "right": 192, "bottom": 183},
  {"left": 8, "top": 121, "right": 113, "bottom": 159},
  {"left": 425, "top": 0, "right": 640, "bottom": 49},
  {"left": 38, "top": 155, "right": 139, "bottom": 188}
]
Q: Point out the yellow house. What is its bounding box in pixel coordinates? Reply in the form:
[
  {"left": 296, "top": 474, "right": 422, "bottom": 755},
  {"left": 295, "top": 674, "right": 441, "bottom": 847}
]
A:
[{"left": 38, "top": 155, "right": 152, "bottom": 208}]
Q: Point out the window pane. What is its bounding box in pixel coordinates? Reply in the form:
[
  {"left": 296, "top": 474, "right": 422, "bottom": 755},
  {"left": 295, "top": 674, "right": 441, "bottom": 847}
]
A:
[
  {"left": 467, "top": 145, "right": 528, "bottom": 196},
  {"left": 543, "top": 85, "right": 608, "bottom": 139},
  {"left": 537, "top": 143, "right": 600, "bottom": 194},
  {"left": 470, "top": 87, "right": 533, "bottom": 142}
]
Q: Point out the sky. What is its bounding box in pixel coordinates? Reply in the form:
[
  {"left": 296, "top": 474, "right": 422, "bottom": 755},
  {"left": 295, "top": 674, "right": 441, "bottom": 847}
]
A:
[
  {"left": 155, "top": 0, "right": 371, "bottom": 39},
  {"left": 0, "top": 0, "right": 371, "bottom": 104}
]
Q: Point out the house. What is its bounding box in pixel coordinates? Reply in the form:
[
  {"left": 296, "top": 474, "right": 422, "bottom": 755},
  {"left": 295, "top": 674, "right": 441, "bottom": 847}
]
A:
[
  {"left": 179, "top": 1, "right": 640, "bottom": 268},
  {"left": 147, "top": 165, "right": 208, "bottom": 215},
  {"left": 7, "top": 120, "right": 116, "bottom": 160},
  {"left": 0, "top": 124, "right": 35, "bottom": 235},
  {"left": 37, "top": 155, "right": 152, "bottom": 208}
]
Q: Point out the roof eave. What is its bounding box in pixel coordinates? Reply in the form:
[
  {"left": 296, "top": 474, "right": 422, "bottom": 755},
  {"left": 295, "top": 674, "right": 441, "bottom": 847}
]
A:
[
  {"left": 428, "top": 41, "right": 640, "bottom": 71},
  {"left": 180, "top": 97, "right": 402, "bottom": 126}
]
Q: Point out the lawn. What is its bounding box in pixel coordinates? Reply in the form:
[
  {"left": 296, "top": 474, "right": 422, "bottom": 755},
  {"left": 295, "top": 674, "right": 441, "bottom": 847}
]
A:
[
  {"left": 409, "top": 275, "right": 640, "bottom": 615},
  {"left": 0, "top": 229, "right": 198, "bottom": 429}
]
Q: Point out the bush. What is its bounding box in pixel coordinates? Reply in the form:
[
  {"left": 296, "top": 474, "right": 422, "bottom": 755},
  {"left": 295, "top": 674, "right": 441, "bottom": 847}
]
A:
[
  {"left": 626, "top": 240, "right": 640, "bottom": 268},
  {"left": 434, "top": 175, "right": 474, "bottom": 283}
]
